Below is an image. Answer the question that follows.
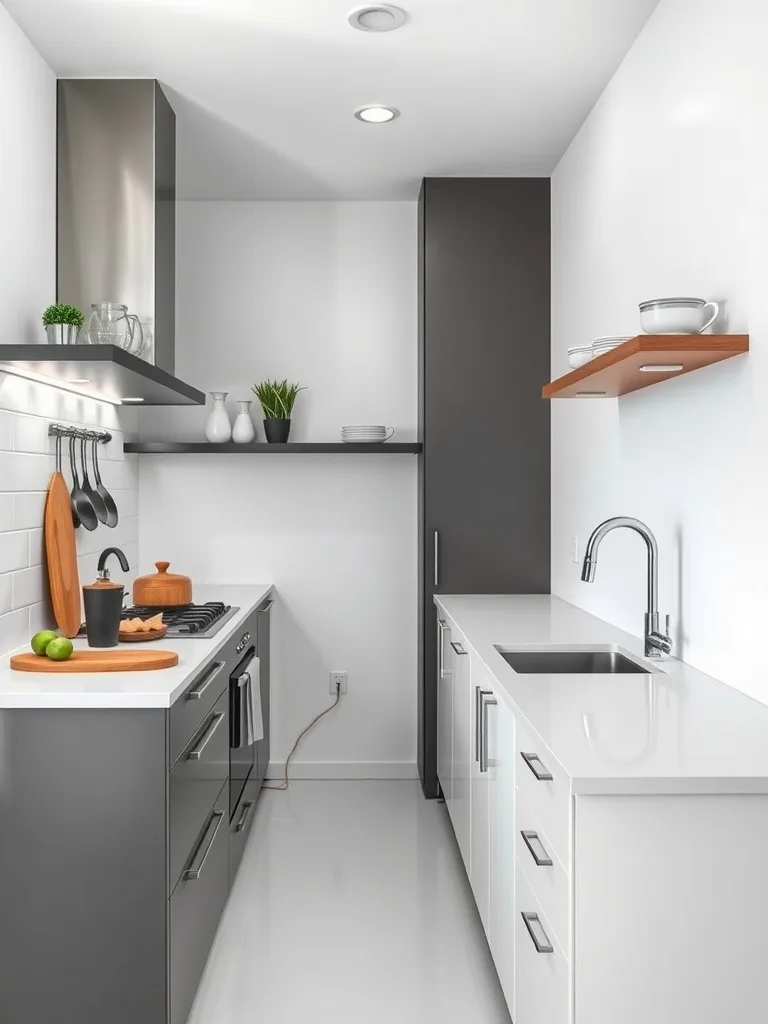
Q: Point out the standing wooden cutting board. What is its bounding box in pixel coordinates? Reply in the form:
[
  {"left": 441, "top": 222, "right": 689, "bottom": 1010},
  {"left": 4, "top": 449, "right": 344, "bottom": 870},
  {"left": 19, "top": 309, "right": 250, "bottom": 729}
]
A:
[
  {"left": 44, "top": 466, "right": 81, "bottom": 638},
  {"left": 10, "top": 650, "right": 179, "bottom": 673}
]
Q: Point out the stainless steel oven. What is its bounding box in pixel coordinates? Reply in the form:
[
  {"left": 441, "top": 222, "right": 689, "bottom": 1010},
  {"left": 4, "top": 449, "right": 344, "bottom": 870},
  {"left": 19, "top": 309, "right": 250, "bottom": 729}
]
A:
[{"left": 229, "top": 644, "right": 258, "bottom": 819}]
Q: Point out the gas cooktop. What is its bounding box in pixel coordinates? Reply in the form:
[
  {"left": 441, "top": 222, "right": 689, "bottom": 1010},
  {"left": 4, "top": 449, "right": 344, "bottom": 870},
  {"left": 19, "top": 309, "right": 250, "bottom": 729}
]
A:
[{"left": 120, "top": 601, "right": 240, "bottom": 639}]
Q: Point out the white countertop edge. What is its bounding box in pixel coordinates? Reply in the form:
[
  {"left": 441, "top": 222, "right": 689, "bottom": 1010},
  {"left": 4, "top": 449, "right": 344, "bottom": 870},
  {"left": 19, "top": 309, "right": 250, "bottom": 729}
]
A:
[{"left": 0, "top": 584, "right": 274, "bottom": 709}]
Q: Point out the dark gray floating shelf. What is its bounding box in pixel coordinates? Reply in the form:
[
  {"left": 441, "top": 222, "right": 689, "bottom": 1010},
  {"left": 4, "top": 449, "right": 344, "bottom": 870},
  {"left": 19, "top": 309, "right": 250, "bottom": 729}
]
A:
[
  {"left": 0, "top": 344, "right": 205, "bottom": 406},
  {"left": 124, "top": 442, "right": 423, "bottom": 454}
]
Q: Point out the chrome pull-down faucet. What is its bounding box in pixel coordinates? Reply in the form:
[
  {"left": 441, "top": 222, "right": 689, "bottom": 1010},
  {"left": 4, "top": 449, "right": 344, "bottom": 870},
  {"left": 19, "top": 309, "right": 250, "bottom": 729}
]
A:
[{"left": 581, "top": 516, "right": 673, "bottom": 659}]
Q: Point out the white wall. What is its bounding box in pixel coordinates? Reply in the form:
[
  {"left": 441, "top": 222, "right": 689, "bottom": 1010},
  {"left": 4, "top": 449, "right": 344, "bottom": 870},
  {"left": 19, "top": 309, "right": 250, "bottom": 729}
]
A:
[
  {"left": 0, "top": 5, "right": 138, "bottom": 655},
  {"left": 139, "top": 202, "right": 418, "bottom": 776},
  {"left": 551, "top": 0, "right": 768, "bottom": 702}
]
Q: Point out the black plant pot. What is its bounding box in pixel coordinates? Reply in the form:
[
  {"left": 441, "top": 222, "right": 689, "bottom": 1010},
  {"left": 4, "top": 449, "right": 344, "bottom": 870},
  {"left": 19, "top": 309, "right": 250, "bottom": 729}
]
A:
[{"left": 263, "top": 418, "right": 291, "bottom": 443}]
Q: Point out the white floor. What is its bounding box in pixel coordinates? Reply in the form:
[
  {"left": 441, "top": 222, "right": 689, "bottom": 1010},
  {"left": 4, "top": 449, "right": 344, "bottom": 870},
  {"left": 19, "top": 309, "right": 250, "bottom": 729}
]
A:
[{"left": 188, "top": 781, "right": 512, "bottom": 1023}]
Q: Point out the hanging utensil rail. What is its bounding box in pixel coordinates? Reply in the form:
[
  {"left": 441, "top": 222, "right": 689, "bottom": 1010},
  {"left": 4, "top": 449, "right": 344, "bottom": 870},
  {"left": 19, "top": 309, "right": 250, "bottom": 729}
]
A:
[{"left": 48, "top": 424, "right": 112, "bottom": 444}]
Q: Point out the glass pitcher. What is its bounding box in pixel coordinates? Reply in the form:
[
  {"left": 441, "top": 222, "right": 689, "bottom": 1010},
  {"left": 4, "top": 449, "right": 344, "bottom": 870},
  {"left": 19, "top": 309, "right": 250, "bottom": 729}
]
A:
[{"left": 81, "top": 302, "right": 146, "bottom": 356}]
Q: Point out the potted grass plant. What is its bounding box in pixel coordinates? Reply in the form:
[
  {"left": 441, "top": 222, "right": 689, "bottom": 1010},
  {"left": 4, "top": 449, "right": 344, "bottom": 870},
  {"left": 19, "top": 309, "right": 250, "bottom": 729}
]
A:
[
  {"left": 42, "top": 303, "right": 85, "bottom": 346},
  {"left": 252, "top": 379, "right": 305, "bottom": 443}
]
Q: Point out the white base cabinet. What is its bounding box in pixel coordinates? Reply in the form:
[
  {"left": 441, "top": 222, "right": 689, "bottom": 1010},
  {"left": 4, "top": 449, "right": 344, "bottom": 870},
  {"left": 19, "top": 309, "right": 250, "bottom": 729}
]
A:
[{"left": 436, "top": 608, "right": 768, "bottom": 1024}]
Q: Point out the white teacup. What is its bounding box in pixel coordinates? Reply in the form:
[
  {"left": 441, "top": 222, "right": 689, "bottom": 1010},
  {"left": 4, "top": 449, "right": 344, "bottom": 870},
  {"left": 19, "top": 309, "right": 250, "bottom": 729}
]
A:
[{"left": 639, "top": 297, "right": 719, "bottom": 335}]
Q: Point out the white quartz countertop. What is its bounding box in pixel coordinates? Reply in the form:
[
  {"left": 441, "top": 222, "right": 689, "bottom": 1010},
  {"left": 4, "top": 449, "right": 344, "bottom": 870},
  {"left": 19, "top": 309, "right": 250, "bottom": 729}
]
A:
[
  {"left": 436, "top": 594, "right": 768, "bottom": 795},
  {"left": 0, "top": 584, "right": 273, "bottom": 709}
]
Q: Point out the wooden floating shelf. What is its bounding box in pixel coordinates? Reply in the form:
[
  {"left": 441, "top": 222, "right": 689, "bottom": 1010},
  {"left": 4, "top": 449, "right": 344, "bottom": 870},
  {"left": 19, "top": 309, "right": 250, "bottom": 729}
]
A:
[
  {"left": 543, "top": 335, "right": 749, "bottom": 399},
  {"left": 124, "top": 442, "right": 423, "bottom": 454}
]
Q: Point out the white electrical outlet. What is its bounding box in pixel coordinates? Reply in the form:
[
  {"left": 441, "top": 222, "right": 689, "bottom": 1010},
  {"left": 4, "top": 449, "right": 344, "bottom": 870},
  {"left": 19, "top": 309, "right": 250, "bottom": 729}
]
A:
[
  {"left": 571, "top": 535, "right": 580, "bottom": 564},
  {"left": 330, "top": 671, "right": 348, "bottom": 694}
]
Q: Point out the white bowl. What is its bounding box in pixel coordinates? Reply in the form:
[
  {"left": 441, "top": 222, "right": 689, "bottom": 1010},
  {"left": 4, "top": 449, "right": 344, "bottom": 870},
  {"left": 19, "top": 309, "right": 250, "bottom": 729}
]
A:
[
  {"left": 638, "top": 297, "right": 719, "bottom": 335},
  {"left": 568, "top": 346, "right": 594, "bottom": 369}
]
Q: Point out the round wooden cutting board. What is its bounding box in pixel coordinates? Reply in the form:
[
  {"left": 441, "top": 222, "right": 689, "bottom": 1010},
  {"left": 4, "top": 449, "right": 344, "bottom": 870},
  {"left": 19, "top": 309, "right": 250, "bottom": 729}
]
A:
[{"left": 10, "top": 650, "right": 179, "bottom": 673}]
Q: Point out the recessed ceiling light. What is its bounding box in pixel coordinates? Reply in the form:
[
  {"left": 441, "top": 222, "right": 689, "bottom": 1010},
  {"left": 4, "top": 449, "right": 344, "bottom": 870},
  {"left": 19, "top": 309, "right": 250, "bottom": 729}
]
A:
[
  {"left": 67, "top": 378, "right": 92, "bottom": 384},
  {"left": 576, "top": 391, "right": 608, "bottom": 397},
  {"left": 121, "top": 397, "right": 145, "bottom": 403},
  {"left": 638, "top": 364, "right": 684, "bottom": 373},
  {"left": 355, "top": 105, "right": 400, "bottom": 124},
  {"left": 348, "top": 5, "right": 407, "bottom": 32}
]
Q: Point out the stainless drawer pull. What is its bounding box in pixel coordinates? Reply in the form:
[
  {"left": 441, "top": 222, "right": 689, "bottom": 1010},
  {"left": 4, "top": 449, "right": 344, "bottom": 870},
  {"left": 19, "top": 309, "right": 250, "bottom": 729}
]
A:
[
  {"left": 521, "top": 751, "right": 554, "bottom": 782},
  {"left": 521, "top": 830, "right": 553, "bottom": 867},
  {"left": 475, "top": 687, "right": 492, "bottom": 762},
  {"left": 257, "top": 599, "right": 273, "bottom": 614},
  {"left": 186, "top": 661, "right": 225, "bottom": 701},
  {"left": 437, "top": 619, "right": 449, "bottom": 679},
  {"left": 480, "top": 694, "right": 497, "bottom": 773},
  {"left": 183, "top": 810, "right": 225, "bottom": 881},
  {"left": 187, "top": 712, "right": 225, "bottom": 761},
  {"left": 235, "top": 800, "right": 256, "bottom": 833},
  {"left": 450, "top": 641, "right": 467, "bottom": 656},
  {"left": 522, "top": 912, "right": 554, "bottom": 954}
]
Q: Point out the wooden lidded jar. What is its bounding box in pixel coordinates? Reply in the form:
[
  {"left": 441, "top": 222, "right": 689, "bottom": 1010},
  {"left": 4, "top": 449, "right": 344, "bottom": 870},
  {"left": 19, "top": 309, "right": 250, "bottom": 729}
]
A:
[{"left": 133, "top": 561, "right": 192, "bottom": 607}]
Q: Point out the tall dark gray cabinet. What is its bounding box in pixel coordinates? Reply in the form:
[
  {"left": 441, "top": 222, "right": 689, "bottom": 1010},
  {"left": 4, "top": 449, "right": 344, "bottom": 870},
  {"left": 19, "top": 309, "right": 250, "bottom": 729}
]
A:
[{"left": 418, "top": 178, "right": 551, "bottom": 798}]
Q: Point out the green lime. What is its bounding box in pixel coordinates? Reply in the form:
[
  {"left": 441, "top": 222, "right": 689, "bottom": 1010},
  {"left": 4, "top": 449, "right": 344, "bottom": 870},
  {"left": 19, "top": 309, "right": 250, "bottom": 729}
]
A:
[
  {"left": 31, "top": 630, "right": 58, "bottom": 656},
  {"left": 46, "top": 637, "right": 74, "bottom": 662}
]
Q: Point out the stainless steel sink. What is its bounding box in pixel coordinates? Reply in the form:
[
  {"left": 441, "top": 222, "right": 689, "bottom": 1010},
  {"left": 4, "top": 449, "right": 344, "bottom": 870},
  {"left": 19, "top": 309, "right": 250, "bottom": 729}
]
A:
[{"left": 495, "top": 645, "right": 657, "bottom": 675}]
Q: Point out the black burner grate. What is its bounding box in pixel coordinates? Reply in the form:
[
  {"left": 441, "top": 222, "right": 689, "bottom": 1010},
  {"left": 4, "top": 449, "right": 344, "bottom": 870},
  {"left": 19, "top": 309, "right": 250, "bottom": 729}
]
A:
[{"left": 121, "top": 601, "right": 232, "bottom": 635}]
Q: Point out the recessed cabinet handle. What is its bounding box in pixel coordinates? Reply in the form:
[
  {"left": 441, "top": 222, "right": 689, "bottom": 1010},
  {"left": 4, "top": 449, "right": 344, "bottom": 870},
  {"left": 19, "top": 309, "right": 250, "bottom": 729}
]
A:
[
  {"left": 183, "top": 810, "right": 224, "bottom": 881},
  {"left": 521, "top": 830, "right": 553, "bottom": 867},
  {"left": 187, "top": 712, "right": 225, "bottom": 761},
  {"left": 450, "top": 641, "right": 467, "bottom": 656},
  {"left": 521, "top": 912, "right": 554, "bottom": 954},
  {"left": 480, "top": 694, "right": 497, "bottom": 773},
  {"left": 186, "top": 661, "right": 225, "bottom": 701},
  {"left": 235, "top": 800, "right": 256, "bottom": 833},
  {"left": 257, "top": 600, "right": 273, "bottom": 614},
  {"left": 521, "top": 751, "right": 554, "bottom": 782}
]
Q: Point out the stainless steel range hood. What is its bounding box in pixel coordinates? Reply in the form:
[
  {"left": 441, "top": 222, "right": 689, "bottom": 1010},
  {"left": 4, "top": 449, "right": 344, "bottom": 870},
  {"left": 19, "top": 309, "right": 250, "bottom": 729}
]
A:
[{"left": 57, "top": 79, "right": 176, "bottom": 374}]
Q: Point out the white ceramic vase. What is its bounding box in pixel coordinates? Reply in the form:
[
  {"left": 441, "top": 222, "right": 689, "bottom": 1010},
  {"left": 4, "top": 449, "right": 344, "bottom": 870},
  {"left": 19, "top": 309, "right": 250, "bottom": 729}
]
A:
[
  {"left": 205, "top": 392, "right": 232, "bottom": 443},
  {"left": 232, "top": 400, "right": 256, "bottom": 443}
]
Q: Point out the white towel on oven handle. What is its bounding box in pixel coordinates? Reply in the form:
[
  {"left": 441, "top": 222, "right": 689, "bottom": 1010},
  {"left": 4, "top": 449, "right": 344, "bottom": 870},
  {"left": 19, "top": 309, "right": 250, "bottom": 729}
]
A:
[{"left": 243, "top": 656, "right": 263, "bottom": 746}]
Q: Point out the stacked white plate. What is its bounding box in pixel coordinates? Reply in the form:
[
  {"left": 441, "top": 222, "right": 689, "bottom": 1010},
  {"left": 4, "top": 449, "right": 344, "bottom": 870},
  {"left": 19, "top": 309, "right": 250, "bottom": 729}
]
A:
[
  {"left": 341, "top": 425, "right": 393, "bottom": 444},
  {"left": 592, "top": 335, "right": 633, "bottom": 355}
]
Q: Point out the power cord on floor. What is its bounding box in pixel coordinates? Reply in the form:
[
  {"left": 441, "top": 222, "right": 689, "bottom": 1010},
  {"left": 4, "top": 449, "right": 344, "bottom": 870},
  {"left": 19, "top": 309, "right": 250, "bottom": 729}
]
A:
[{"left": 262, "top": 680, "right": 343, "bottom": 792}]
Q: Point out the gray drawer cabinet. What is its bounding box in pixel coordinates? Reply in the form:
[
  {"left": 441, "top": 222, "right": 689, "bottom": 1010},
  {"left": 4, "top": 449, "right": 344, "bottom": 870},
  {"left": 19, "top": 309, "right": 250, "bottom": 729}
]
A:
[
  {"left": 0, "top": 595, "right": 272, "bottom": 1024},
  {"left": 170, "top": 784, "right": 230, "bottom": 1024}
]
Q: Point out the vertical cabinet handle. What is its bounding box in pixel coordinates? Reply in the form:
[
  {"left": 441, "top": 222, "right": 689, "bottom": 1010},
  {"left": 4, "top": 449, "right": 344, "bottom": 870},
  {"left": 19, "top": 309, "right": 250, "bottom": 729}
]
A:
[
  {"left": 437, "top": 619, "right": 450, "bottom": 680},
  {"left": 475, "top": 686, "right": 493, "bottom": 763},
  {"left": 235, "top": 800, "right": 255, "bottom": 833},
  {"left": 521, "top": 912, "right": 554, "bottom": 954},
  {"left": 521, "top": 830, "right": 553, "bottom": 867},
  {"left": 434, "top": 531, "right": 440, "bottom": 588},
  {"left": 521, "top": 751, "right": 554, "bottom": 782},
  {"left": 480, "top": 694, "right": 497, "bottom": 773}
]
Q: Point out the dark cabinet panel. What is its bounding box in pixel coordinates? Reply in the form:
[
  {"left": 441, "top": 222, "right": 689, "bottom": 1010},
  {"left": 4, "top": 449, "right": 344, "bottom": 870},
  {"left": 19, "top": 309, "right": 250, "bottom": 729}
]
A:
[
  {"left": 229, "top": 778, "right": 261, "bottom": 882},
  {"left": 419, "top": 178, "right": 551, "bottom": 797},
  {"left": 255, "top": 599, "right": 272, "bottom": 787},
  {"left": 169, "top": 785, "right": 230, "bottom": 1024}
]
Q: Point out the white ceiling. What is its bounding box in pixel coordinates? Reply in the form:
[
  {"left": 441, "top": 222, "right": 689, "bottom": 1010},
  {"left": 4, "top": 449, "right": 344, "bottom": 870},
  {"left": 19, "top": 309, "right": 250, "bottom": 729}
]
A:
[{"left": 5, "top": 0, "right": 659, "bottom": 199}]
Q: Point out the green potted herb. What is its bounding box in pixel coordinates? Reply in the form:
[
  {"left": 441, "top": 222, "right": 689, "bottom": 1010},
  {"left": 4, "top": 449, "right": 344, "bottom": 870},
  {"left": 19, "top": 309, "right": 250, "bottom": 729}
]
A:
[
  {"left": 42, "top": 303, "right": 84, "bottom": 346},
  {"left": 252, "top": 379, "right": 305, "bottom": 443}
]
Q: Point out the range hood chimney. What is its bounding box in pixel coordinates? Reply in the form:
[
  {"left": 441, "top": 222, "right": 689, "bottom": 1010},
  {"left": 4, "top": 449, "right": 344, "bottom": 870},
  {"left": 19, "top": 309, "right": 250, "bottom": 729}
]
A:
[{"left": 57, "top": 80, "right": 176, "bottom": 374}]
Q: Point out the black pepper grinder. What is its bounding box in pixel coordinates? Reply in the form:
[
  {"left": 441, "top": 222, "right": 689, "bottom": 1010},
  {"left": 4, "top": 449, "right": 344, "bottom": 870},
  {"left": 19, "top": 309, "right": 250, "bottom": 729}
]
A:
[{"left": 83, "top": 547, "right": 130, "bottom": 648}]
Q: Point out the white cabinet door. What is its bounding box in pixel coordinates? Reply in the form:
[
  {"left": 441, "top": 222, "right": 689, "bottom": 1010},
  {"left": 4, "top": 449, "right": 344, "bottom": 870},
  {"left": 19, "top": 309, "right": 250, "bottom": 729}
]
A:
[
  {"left": 436, "top": 617, "right": 454, "bottom": 811},
  {"left": 470, "top": 657, "right": 494, "bottom": 936},
  {"left": 489, "top": 691, "right": 516, "bottom": 1013},
  {"left": 451, "top": 628, "right": 472, "bottom": 873}
]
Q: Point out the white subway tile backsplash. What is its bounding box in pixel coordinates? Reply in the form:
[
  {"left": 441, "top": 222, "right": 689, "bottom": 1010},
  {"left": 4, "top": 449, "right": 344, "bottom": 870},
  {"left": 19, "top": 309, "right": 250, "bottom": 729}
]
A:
[
  {"left": 13, "top": 491, "right": 47, "bottom": 531},
  {"left": 0, "top": 495, "right": 13, "bottom": 532},
  {"left": 0, "top": 452, "right": 30, "bottom": 491},
  {"left": 27, "top": 454, "right": 55, "bottom": 491},
  {"left": 12, "top": 566, "right": 43, "bottom": 609},
  {"left": 0, "top": 531, "right": 29, "bottom": 574},
  {"left": 0, "top": 373, "right": 31, "bottom": 415},
  {"left": 13, "top": 414, "right": 49, "bottom": 453},
  {"left": 29, "top": 528, "right": 44, "bottom": 568},
  {"left": 0, "top": 410, "right": 13, "bottom": 450},
  {"left": 0, "top": 574, "right": 12, "bottom": 616},
  {"left": 0, "top": 607, "right": 30, "bottom": 654}
]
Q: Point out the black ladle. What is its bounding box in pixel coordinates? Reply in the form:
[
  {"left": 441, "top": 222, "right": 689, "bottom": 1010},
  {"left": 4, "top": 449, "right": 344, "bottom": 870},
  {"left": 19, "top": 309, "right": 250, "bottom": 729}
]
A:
[
  {"left": 81, "top": 435, "right": 109, "bottom": 526},
  {"left": 91, "top": 435, "right": 119, "bottom": 528},
  {"left": 69, "top": 435, "right": 99, "bottom": 531}
]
